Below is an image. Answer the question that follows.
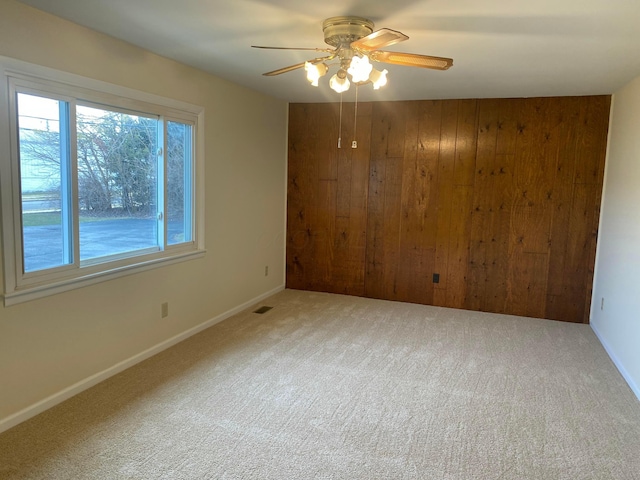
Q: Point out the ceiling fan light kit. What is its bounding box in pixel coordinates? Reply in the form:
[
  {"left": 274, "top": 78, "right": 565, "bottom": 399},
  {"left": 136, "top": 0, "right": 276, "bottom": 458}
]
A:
[{"left": 253, "top": 16, "right": 453, "bottom": 94}]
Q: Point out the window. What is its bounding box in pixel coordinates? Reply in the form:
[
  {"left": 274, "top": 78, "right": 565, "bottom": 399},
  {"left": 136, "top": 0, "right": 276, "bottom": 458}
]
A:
[{"left": 1, "top": 60, "right": 204, "bottom": 305}]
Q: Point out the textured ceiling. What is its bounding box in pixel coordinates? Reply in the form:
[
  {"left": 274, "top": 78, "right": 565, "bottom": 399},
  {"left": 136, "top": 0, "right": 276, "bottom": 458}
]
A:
[{"left": 14, "top": 0, "right": 640, "bottom": 103}]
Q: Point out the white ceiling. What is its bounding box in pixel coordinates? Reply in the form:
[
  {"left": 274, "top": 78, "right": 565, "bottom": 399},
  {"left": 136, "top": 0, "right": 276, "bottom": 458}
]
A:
[{"left": 15, "top": 0, "right": 640, "bottom": 103}]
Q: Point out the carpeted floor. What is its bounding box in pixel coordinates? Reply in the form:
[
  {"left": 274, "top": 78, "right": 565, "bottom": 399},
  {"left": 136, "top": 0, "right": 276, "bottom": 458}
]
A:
[{"left": 1, "top": 289, "right": 639, "bottom": 479}]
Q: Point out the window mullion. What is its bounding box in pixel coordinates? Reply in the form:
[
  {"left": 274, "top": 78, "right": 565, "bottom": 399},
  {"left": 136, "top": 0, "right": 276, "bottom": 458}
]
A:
[
  {"left": 184, "top": 124, "right": 194, "bottom": 241},
  {"left": 58, "top": 101, "right": 72, "bottom": 265},
  {"left": 157, "top": 119, "right": 166, "bottom": 249},
  {"left": 68, "top": 101, "right": 80, "bottom": 267}
]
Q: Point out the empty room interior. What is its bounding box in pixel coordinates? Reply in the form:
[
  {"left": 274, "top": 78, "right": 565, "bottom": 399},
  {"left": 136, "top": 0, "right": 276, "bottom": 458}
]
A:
[{"left": 1, "top": 0, "right": 640, "bottom": 478}]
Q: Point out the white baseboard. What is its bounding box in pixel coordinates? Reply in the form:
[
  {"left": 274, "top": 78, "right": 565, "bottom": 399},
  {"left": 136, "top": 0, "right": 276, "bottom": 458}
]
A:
[
  {"left": 591, "top": 322, "right": 640, "bottom": 401},
  {"left": 0, "top": 284, "right": 285, "bottom": 434}
]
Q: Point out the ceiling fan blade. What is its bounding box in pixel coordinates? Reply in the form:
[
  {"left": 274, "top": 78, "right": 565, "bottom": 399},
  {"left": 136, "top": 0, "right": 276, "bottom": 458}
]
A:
[
  {"left": 262, "top": 54, "right": 336, "bottom": 76},
  {"left": 263, "top": 62, "right": 307, "bottom": 76},
  {"left": 370, "top": 51, "right": 453, "bottom": 70},
  {"left": 351, "top": 28, "right": 408, "bottom": 51},
  {"left": 252, "top": 45, "right": 334, "bottom": 53}
]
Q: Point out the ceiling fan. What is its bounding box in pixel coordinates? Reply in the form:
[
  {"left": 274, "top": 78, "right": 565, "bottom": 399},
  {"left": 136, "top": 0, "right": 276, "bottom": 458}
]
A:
[{"left": 252, "top": 16, "right": 453, "bottom": 93}]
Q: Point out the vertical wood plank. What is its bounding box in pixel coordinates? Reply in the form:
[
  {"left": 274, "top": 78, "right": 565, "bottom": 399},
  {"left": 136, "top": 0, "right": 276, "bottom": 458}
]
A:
[
  {"left": 433, "top": 100, "right": 459, "bottom": 305},
  {"left": 286, "top": 104, "right": 319, "bottom": 289},
  {"left": 365, "top": 102, "right": 406, "bottom": 299},
  {"left": 347, "top": 102, "right": 372, "bottom": 296},
  {"left": 467, "top": 98, "right": 500, "bottom": 311},
  {"left": 482, "top": 98, "right": 517, "bottom": 311},
  {"left": 546, "top": 97, "right": 580, "bottom": 300},
  {"left": 396, "top": 101, "right": 422, "bottom": 303},
  {"left": 396, "top": 101, "right": 441, "bottom": 304},
  {"left": 378, "top": 102, "right": 407, "bottom": 300}
]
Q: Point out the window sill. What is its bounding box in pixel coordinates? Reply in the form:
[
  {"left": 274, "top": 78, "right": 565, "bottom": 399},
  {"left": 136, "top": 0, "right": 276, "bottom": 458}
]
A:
[{"left": 3, "top": 249, "right": 206, "bottom": 306}]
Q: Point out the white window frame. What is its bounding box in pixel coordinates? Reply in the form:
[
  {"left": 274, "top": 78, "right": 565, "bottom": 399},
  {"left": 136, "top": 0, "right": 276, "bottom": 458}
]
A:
[{"left": 0, "top": 57, "right": 206, "bottom": 306}]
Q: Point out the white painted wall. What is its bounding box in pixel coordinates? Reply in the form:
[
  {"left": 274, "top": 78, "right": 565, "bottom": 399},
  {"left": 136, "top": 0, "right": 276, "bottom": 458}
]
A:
[
  {"left": 0, "top": 0, "right": 287, "bottom": 428},
  {"left": 591, "top": 74, "right": 640, "bottom": 400}
]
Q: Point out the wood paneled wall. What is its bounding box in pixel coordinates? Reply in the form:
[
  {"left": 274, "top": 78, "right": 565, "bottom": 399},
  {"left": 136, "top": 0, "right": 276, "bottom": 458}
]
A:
[{"left": 287, "top": 96, "right": 610, "bottom": 323}]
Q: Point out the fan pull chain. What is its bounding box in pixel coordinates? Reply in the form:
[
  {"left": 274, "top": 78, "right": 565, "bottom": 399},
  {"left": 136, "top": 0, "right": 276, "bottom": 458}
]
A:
[
  {"left": 352, "top": 85, "right": 358, "bottom": 149},
  {"left": 337, "top": 92, "right": 343, "bottom": 149}
]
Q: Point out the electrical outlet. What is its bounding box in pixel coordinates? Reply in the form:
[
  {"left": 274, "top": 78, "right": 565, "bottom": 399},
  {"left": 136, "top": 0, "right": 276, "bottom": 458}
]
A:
[
  {"left": 161, "top": 302, "right": 169, "bottom": 318},
  {"left": 265, "top": 265, "right": 269, "bottom": 276}
]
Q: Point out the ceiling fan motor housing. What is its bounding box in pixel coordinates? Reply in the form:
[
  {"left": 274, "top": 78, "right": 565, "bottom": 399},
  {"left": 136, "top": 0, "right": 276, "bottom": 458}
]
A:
[{"left": 322, "top": 16, "right": 374, "bottom": 48}]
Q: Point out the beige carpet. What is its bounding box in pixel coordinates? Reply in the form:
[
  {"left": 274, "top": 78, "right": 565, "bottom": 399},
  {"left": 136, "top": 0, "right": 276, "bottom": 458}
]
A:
[{"left": 1, "top": 289, "right": 639, "bottom": 479}]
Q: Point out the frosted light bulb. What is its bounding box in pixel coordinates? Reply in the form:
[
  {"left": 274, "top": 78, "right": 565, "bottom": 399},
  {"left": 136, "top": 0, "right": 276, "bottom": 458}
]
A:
[
  {"left": 329, "top": 72, "right": 350, "bottom": 93},
  {"left": 347, "top": 55, "right": 373, "bottom": 83},
  {"left": 370, "top": 68, "right": 388, "bottom": 89},
  {"left": 305, "top": 62, "right": 328, "bottom": 87}
]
